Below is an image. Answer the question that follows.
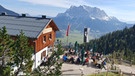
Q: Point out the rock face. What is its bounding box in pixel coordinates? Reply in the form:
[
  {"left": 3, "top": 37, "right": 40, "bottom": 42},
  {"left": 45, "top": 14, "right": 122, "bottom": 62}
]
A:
[{"left": 53, "top": 5, "right": 132, "bottom": 33}]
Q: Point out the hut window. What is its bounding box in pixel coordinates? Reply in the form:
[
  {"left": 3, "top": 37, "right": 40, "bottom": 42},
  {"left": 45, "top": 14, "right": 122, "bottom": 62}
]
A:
[
  {"left": 49, "top": 33, "right": 52, "bottom": 40},
  {"left": 43, "top": 36, "right": 46, "bottom": 43}
]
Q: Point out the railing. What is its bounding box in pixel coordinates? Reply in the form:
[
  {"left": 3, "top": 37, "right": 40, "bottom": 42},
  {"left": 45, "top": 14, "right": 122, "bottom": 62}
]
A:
[{"left": 95, "top": 69, "right": 135, "bottom": 76}]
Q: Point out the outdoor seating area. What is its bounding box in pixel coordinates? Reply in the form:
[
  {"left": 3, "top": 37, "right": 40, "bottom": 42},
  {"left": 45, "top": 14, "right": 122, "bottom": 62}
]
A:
[{"left": 62, "top": 48, "right": 107, "bottom": 69}]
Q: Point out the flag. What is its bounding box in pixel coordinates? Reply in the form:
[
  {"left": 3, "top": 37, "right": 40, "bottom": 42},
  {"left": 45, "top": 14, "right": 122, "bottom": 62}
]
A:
[{"left": 66, "top": 25, "right": 70, "bottom": 36}]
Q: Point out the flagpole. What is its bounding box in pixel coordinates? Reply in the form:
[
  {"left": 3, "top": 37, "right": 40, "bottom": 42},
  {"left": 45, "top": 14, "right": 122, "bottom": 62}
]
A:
[
  {"left": 67, "top": 35, "right": 68, "bottom": 44},
  {"left": 66, "top": 24, "right": 70, "bottom": 45}
]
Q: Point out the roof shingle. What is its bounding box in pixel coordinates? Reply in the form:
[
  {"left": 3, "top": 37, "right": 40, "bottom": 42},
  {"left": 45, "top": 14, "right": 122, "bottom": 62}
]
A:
[{"left": 0, "top": 15, "right": 51, "bottom": 38}]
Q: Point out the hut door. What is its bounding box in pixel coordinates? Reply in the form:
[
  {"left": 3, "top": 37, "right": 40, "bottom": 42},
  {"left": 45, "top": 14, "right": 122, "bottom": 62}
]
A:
[{"left": 41, "top": 50, "right": 46, "bottom": 60}]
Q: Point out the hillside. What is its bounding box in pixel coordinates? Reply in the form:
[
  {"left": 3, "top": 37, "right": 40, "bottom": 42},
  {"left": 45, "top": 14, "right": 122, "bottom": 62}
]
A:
[
  {"left": 86, "top": 25, "right": 135, "bottom": 54},
  {"left": 0, "top": 5, "right": 19, "bottom": 16}
]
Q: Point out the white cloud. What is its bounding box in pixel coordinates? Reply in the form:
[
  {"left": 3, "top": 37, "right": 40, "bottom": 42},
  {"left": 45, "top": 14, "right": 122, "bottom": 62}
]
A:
[
  {"left": 18, "top": 0, "right": 135, "bottom": 22},
  {"left": 19, "top": 0, "right": 88, "bottom": 8},
  {"left": 102, "top": 6, "right": 135, "bottom": 21}
]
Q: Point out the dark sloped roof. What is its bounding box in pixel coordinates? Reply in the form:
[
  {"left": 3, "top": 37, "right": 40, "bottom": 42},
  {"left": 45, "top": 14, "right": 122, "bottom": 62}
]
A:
[{"left": 0, "top": 15, "right": 51, "bottom": 38}]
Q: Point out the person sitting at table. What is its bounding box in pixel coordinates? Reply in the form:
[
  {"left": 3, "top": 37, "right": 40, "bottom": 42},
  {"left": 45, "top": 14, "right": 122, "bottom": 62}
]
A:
[
  {"left": 101, "top": 60, "right": 106, "bottom": 70},
  {"left": 69, "top": 56, "right": 75, "bottom": 64},
  {"left": 76, "top": 56, "right": 81, "bottom": 64},
  {"left": 63, "top": 53, "right": 68, "bottom": 62},
  {"left": 69, "top": 48, "right": 72, "bottom": 54},
  {"left": 83, "top": 57, "right": 89, "bottom": 65}
]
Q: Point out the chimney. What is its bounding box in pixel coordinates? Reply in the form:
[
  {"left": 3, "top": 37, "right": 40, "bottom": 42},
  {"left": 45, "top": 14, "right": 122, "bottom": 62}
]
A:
[
  {"left": 1, "top": 12, "right": 7, "bottom": 15},
  {"left": 42, "top": 15, "right": 46, "bottom": 18},
  {"left": 22, "top": 14, "right": 26, "bottom": 17}
]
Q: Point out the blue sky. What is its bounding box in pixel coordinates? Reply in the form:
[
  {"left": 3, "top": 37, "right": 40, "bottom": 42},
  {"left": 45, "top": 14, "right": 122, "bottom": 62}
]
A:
[{"left": 1, "top": 0, "right": 135, "bottom": 23}]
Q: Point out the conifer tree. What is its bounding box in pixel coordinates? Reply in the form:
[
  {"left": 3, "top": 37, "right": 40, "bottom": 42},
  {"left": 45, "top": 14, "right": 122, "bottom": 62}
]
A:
[
  {"left": 0, "top": 26, "right": 13, "bottom": 76},
  {"left": 12, "top": 31, "right": 33, "bottom": 76}
]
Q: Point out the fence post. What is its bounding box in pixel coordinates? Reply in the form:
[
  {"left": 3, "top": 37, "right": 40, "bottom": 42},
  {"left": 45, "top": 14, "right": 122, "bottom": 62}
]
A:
[
  {"left": 95, "top": 70, "right": 99, "bottom": 76},
  {"left": 121, "top": 71, "right": 123, "bottom": 76},
  {"left": 115, "top": 66, "right": 116, "bottom": 70},
  {"left": 130, "top": 60, "right": 132, "bottom": 66},
  {"left": 106, "top": 70, "right": 108, "bottom": 76},
  {"left": 120, "top": 58, "right": 122, "bottom": 65},
  {"left": 118, "top": 69, "right": 121, "bottom": 76},
  {"left": 131, "top": 72, "right": 132, "bottom": 76},
  {"left": 79, "top": 68, "right": 84, "bottom": 76},
  {"left": 95, "top": 73, "right": 96, "bottom": 76}
]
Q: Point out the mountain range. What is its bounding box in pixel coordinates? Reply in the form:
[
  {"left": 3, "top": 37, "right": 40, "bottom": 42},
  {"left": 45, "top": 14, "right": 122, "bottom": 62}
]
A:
[
  {"left": 53, "top": 5, "right": 133, "bottom": 34},
  {"left": 0, "top": 5, "right": 133, "bottom": 38}
]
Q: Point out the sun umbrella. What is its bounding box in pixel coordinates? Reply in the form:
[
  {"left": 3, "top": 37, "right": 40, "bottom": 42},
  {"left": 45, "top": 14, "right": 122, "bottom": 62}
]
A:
[
  {"left": 81, "top": 47, "right": 85, "bottom": 64},
  {"left": 74, "top": 41, "right": 78, "bottom": 54},
  {"left": 92, "top": 43, "right": 96, "bottom": 56}
]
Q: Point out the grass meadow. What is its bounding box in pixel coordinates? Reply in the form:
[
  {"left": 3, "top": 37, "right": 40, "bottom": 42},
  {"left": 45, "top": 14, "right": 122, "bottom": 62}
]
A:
[{"left": 56, "top": 30, "right": 94, "bottom": 44}]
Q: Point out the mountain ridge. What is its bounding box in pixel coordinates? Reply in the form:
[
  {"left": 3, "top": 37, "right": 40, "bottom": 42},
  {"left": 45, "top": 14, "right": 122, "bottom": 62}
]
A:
[
  {"left": 0, "top": 5, "right": 19, "bottom": 16},
  {"left": 53, "top": 5, "right": 133, "bottom": 34}
]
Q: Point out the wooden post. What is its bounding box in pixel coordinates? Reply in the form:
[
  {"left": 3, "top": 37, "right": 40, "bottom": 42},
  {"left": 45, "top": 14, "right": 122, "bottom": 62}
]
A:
[
  {"left": 81, "top": 70, "right": 84, "bottom": 76},
  {"left": 131, "top": 72, "right": 132, "bottom": 76},
  {"left": 106, "top": 70, "right": 108, "bottom": 76},
  {"left": 121, "top": 71, "right": 123, "bottom": 76},
  {"left": 120, "top": 58, "right": 122, "bottom": 64},
  {"left": 118, "top": 69, "right": 122, "bottom": 76},
  {"left": 95, "top": 72, "right": 97, "bottom": 76},
  {"left": 67, "top": 36, "right": 68, "bottom": 44},
  {"left": 130, "top": 60, "right": 132, "bottom": 66},
  {"left": 79, "top": 68, "right": 84, "bottom": 76}
]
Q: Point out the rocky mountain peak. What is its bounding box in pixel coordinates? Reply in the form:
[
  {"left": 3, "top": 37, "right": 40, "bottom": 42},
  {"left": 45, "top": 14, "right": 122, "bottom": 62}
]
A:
[
  {"left": 53, "top": 5, "right": 132, "bottom": 33},
  {"left": 57, "top": 5, "right": 110, "bottom": 20}
]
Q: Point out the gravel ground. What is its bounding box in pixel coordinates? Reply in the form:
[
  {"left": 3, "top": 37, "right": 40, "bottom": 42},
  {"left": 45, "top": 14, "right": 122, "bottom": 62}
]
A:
[
  {"left": 61, "top": 63, "right": 106, "bottom": 76},
  {"left": 116, "top": 64, "right": 135, "bottom": 73},
  {"left": 61, "top": 62, "right": 135, "bottom": 76}
]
